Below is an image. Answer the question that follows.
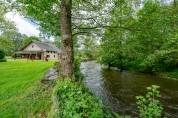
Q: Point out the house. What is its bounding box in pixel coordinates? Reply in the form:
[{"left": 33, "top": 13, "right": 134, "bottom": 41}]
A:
[{"left": 16, "top": 41, "right": 61, "bottom": 60}]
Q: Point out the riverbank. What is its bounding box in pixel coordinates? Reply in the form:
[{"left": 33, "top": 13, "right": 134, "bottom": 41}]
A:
[
  {"left": 159, "top": 69, "right": 178, "bottom": 80},
  {"left": 49, "top": 79, "right": 121, "bottom": 118},
  {"left": 100, "top": 63, "right": 178, "bottom": 81}
]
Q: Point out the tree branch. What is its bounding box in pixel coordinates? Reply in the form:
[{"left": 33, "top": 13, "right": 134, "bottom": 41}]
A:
[
  {"left": 73, "top": 25, "right": 141, "bottom": 31},
  {"left": 72, "top": 31, "right": 92, "bottom": 37}
]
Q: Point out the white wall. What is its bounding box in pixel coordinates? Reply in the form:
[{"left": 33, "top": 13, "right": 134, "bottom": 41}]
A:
[{"left": 24, "top": 43, "right": 42, "bottom": 51}]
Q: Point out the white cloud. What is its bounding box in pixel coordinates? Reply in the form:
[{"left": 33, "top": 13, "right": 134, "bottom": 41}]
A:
[{"left": 5, "top": 12, "right": 40, "bottom": 37}]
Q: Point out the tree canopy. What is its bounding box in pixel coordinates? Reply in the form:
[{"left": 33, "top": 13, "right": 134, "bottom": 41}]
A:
[
  {"left": 0, "top": 2, "right": 41, "bottom": 55},
  {"left": 98, "top": 0, "right": 178, "bottom": 72}
]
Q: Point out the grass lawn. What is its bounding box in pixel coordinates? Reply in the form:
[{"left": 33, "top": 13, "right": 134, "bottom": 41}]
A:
[{"left": 0, "top": 60, "right": 55, "bottom": 118}]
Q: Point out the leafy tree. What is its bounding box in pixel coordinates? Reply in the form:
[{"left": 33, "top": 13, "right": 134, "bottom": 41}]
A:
[
  {"left": 0, "top": 35, "right": 13, "bottom": 54},
  {"left": 0, "top": 1, "right": 16, "bottom": 33},
  {"left": 22, "top": 36, "right": 40, "bottom": 47},
  {"left": 99, "top": 0, "right": 178, "bottom": 72},
  {"left": 3, "top": 31, "right": 26, "bottom": 51},
  {"left": 98, "top": 0, "right": 135, "bottom": 70},
  {"left": 78, "top": 36, "right": 98, "bottom": 60},
  {"left": 0, "top": 2, "right": 18, "bottom": 55},
  {"left": 131, "top": 0, "right": 178, "bottom": 72},
  {"left": 53, "top": 36, "right": 61, "bottom": 48}
]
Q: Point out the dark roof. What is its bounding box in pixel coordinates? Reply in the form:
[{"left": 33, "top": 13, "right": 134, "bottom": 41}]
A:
[{"left": 33, "top": 41, "right": 60, "bottom": 52}]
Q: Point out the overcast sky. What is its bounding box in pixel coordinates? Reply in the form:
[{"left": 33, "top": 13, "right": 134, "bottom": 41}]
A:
[{"left": 5, "top": 12, "right": 40, "bottom": 37}]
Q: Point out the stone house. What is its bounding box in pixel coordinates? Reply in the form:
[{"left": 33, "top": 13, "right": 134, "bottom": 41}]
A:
[{"left": 16, "top": 41, "right": 61, "bottom": 60}]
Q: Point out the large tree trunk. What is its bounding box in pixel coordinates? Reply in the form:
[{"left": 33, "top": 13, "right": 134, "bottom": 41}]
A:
[{"left": 60, "top": 0, "right": 73, "bottom": 78}]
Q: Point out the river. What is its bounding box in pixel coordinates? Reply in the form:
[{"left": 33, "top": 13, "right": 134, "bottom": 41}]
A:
[{"left": 80, "top": 61, "right": 178, "bottom": 118}]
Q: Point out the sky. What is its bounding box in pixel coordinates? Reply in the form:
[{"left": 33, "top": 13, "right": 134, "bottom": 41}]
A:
[{"left": 5, "top": 12, "right": 40, "bottom": 37}]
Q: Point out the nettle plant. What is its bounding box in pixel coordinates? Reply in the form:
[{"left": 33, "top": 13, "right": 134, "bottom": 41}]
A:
[{"left": 136, "top": 85, "right": 163, "bottom": 118}]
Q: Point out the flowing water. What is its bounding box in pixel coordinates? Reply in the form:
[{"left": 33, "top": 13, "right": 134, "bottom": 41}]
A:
[{"left": 81, "top": 61, "right": 178, "bottom": 118}]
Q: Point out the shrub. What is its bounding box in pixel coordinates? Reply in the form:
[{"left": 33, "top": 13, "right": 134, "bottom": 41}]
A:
[
  {"left": 139, "top": 50, "right": 178, "bottom": 72},
  {"left": 50, "top": 79, "right": 115, "bottom": 118},
  {"left": 139, "top": 54, "right": 157, "bottom": 72},
  {"left": 136, "top": 85, "right": 163, "bottom": 118},
  {"left": 0, "top": 49, "right": 5, "bottom": 59},
  {"left": 74, "top": 56, "right": 83, "bottom": 80},
  {"left": 0, "top": 50, "right": 6, "bottom": 62}
]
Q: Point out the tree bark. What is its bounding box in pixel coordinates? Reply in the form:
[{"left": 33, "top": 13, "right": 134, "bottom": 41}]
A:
[{"left": 60, "top": 0, "right": 74, "bottom": 78}]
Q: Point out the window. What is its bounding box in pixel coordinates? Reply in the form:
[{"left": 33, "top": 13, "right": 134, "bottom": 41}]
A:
[
  {"left": 32, "top": 45, "right": 34, "bottom": 48},
  {"left": 54, "top": 55, "right": 55, "bottom": 58}
]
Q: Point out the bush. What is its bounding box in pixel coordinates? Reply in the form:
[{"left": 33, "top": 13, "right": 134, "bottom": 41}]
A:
[
  {"left": 136, "top": 85, "right": 163, "bottom": 118},
  {"left": 0, "top": 50, "right": 6, "bottom": 62},
  {"left": 0, "top": 50, "right": 5, "bottom": 59},
  {"left": 139, "top": 50, "right": 178, "bottom": 72},
  {"left": 0, "top": 59, "right": 6, "bottom": 62},
  {"left": 74, "top": 56, "right": 83, "bottom": 80},
  {"left": 50, "top": 79, "right": 115, "bottom": 118}
]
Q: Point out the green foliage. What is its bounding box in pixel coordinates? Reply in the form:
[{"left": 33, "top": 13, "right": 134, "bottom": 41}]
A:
[
  {"left": 0, "top": 28, "right": 41, "bottom": 56},
  {"left": 79, "top": 37, "right": 98, "bottom": 61},
  {"left": 16, "top": 0, "right": 104, "bottom": 36},
  {"left": 0, "top": 31, "right": 30, "bottom": 55},
  {"left": 0, "top": 2, "right": 16, "bottom": 33},
  {"left": 98, "top": 0, "right": 135, "bottom": 70},
  {"left": 136, "top": 85, "right": 163, "bottom": 118},
  {"left": 0, "top": 50, "right": 6, "bottom": 62},
  {"left": 162, "top": 68, "right": 178, "bottom": 80},
  {"left": 140, "top": 50, "right": 178, "bottom": 72},
  {"left": 98, "top": 0, "right": 178, "bottom": 72},
  {"left": 0, "top": 35, "right": 13, "bottom": 54},
  {"left": 98, "top": 29, "right": 128, "bottom": 69},
  {"left": 22, "top": 36, "right": 40, "bottom": 47},
  {"left": 53, "top": 36, "right": 61, "bottom": 48},
  {"left": 0, "top": 2, "right": 42, "bottom": 57},
  {"left": 0, "top": 2, "right": 20, "bottom": 56},
  {"left": 0, "top": 3, "right": 29, "bottom": 55},
  {"left": 16, "top": 0, "right": 61, "bottom": 36},
  {"left": 74, "top": 55, "right": 83, "bottom": 80},
  {"left": 0, "top": 49, "right": 5, "bottom": 59},
  {"left": 51, "top": 79, "right": 115, "bottom": 118}
]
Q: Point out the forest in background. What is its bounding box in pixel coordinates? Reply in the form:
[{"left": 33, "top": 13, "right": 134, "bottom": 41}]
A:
[{"left": 98, "top": 0, "right": 178, "bottom": 73}]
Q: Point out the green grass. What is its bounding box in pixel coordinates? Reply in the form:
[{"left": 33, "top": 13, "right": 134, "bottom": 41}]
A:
[{"left": 0, "top": 60, "right": 54, "bottom": 118}]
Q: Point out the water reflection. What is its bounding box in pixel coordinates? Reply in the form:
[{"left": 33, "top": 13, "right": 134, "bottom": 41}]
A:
[{"left": 81, "top": 61, "right": 178, "bottom": 117}]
